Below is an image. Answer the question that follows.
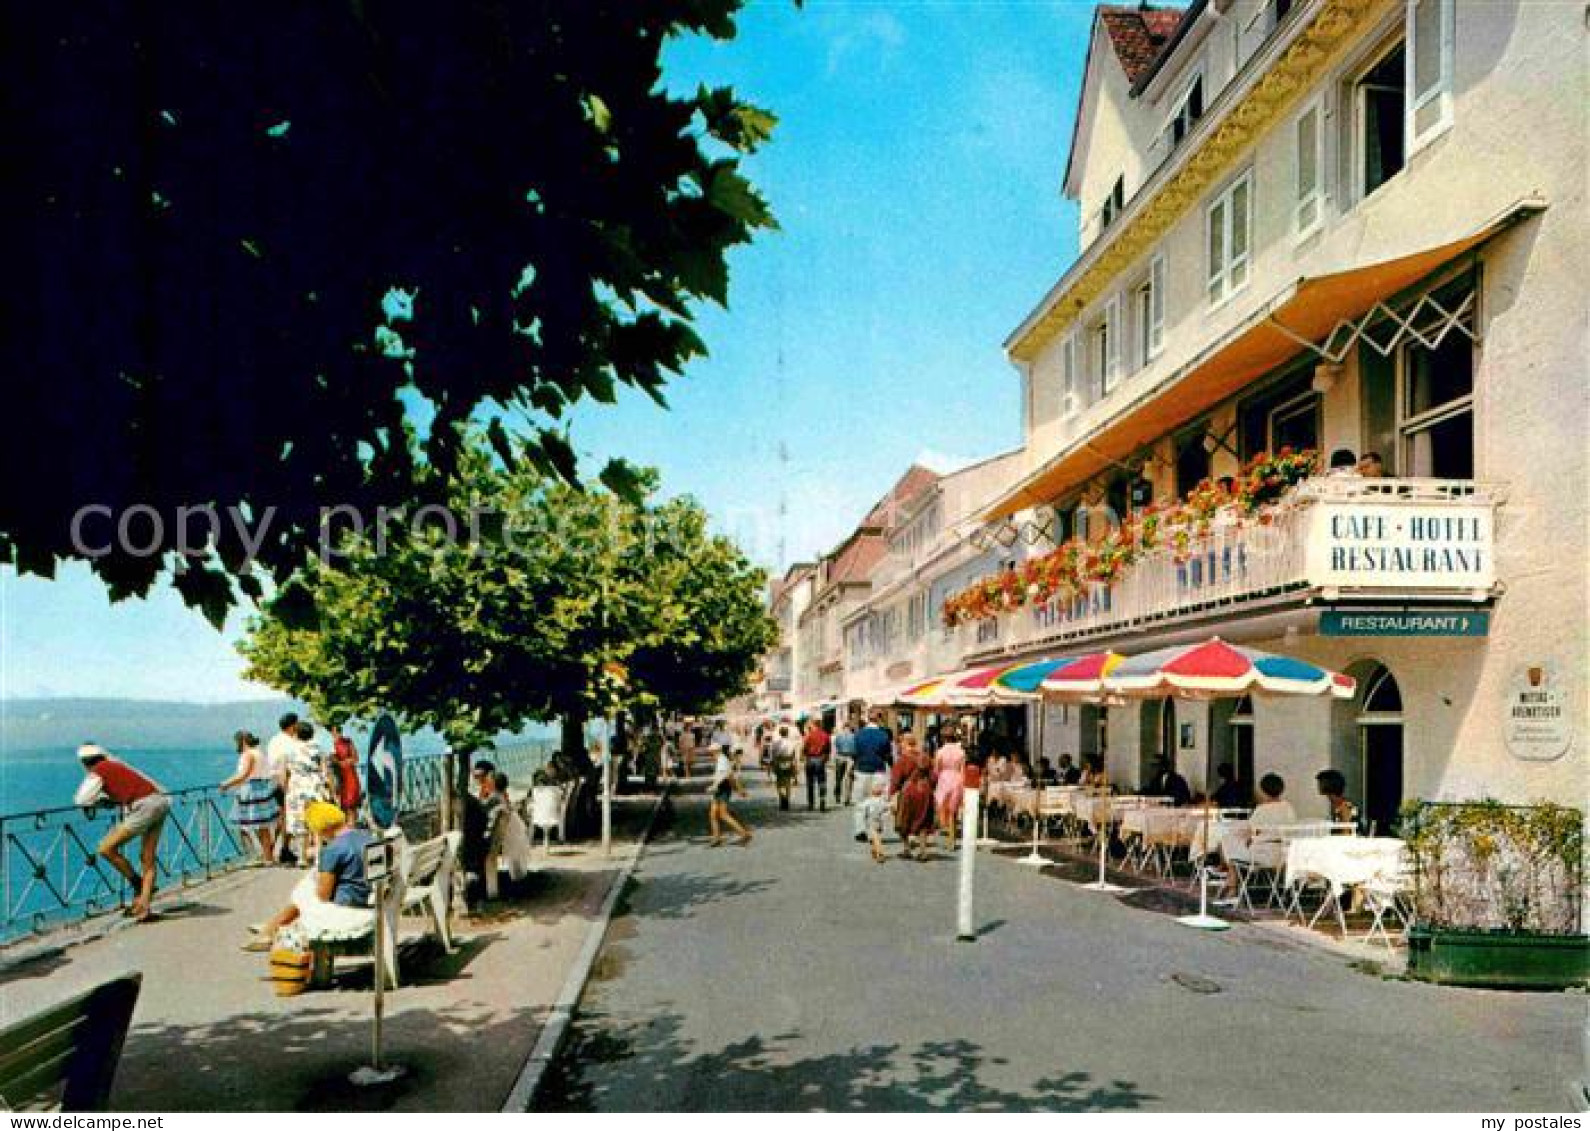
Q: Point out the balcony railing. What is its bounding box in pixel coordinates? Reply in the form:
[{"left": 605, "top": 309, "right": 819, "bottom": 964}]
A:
[{"left": 963, "top": 478, "right": 1499, "bottom": 659}]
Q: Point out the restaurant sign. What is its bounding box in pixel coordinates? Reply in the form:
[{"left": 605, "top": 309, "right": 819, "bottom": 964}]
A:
[
  {"left": 1503, "top": 661, "right": 1571, "bottom": 762},
  {"left": 1306, "top": 502, "right": 1494, "bottom": 591},
  {"left": 1320, "top": 610, "right": 1489, "bottom": 637}
]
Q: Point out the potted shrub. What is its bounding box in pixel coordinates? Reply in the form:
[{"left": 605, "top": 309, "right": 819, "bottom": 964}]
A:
[{"left": 1401, "top": 800, "right": 1587, "bottom": 989}]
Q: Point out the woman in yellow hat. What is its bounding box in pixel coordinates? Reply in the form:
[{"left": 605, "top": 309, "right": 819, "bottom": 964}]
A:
[{"left": 243, "top": 802, "right": 375, "bottom": 951}]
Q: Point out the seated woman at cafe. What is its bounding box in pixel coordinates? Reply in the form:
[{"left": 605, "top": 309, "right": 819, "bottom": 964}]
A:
[
  {"left": 1080, "top": 757, "right": 1109, "bottom": 790},
  {"left": 1314, "top": 768, "right": 1359, "bottom": 832},
  {"left": 1215, "top": 773, "right": 1295, "bottom": 900}
]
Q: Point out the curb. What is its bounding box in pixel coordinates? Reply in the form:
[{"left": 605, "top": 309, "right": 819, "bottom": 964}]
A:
[{"left": 499, "top": 784, "right": 672, "bottom": 1113}]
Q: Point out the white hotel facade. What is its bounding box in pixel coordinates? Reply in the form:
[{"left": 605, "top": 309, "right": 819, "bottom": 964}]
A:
[{"left": 768, "top": 0, "right": 1585, "bottom": 829}]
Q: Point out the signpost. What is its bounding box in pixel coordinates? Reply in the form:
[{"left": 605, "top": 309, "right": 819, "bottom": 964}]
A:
[
  {"left": 350, "top": 830, "right": 405, "bottom": 1088},
  {"left": 1321, "top": 610, "right": 1489, "bottom": 637}
]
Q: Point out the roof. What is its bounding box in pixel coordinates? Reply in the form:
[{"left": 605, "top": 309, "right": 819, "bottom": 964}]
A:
[
  {"left": 1098, "top": 5, "right": 1185, "bottom": 85},
  {"left": 861, "top": 464, "right": 939, "bottom": 531},
  {"left": 1130, "top": 0, "right": 1207, "bottom": 95},
  {"left": 1062, "top": 4, "right": 1187, "bottom": 199},
  {"left": 827, "top": 534, "right": 888, "bottom": 588}
]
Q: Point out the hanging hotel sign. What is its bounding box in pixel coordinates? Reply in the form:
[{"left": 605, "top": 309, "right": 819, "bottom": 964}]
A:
[
  {"left": 1320, "top": 610, "right": 1489, "bottom": 637},
  {"left": 1306, "top": 502, "right": 1495, "bottom": 592},
  {"left": 1503, "top": 661, "right": 1571, "bottom": 762}
]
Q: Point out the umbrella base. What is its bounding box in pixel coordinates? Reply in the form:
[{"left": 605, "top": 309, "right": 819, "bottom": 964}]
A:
[
  {"left": 1079, "top": 880, "right": 1130, "bottom": 893},
  {"left": 1016, "top": 851, "right": 1050, "bottom": 867},
  {"left": 1176, "top": 913, "right": 1232, "bottom": 931}
]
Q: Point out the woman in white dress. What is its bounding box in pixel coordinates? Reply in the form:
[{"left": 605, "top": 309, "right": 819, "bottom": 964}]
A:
[{"left": 284, "top": 719, "right": 334, "bottom": 866}]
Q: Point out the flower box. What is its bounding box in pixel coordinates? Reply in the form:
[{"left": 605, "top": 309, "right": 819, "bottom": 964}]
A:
[{"left": 1405, "top": 927, "right": 1589, "bottom": 990}]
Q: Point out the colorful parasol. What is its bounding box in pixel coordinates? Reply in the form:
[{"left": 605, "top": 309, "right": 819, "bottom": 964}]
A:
[
  {"left": 1038, "top": 651, "right": 1127, "bottom": 699},
  {"left": 989, "top": 656, "right": 1074, "bottom": 700},
  {"left": 1102, "top": 638, "right": 1356, "bottom": 699}
]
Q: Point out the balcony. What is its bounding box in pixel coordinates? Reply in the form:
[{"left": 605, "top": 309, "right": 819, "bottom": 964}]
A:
[{"left": 962, "top": 478, "right": 1499, "bottom": 660}]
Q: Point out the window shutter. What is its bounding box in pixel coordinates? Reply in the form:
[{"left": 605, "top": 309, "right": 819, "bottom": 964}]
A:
[
  {"left": 1207, "top": 198, "right": 1226, "bottom": 302},
  {"left": 1408, "top": 0, "right": 1454, "bottom": 148},
  {"left": 1295, "top": 102, "right": 1321, "bottom": 234},
  {"left": 1104, "top": 294, "right": 1121, "bottom": 390},
  {"left": 1061, "top": 332, "right": 1078, "bottom": 417},
  {"left": 1149, "top": 255, "right": 1166, "bottom": 357},
  {"left": 1230, "top": 175, "right": 1251, "bottom": 291}
]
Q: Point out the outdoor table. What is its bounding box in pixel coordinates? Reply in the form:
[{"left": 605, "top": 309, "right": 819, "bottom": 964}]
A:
[
  {"left": 1285, "top": 835, "right": 1405, "bottom": 893},
  {"left": 1186, "top": 811, "right": 1250, "bottom": 858},
  {"left": 1284, "top": 835, "right": 1405, "bottom": 934}
]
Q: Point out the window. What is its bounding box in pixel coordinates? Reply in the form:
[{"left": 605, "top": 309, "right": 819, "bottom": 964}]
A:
[
  {"left": 1101, "top": 176, "right": 1125, "bottom": 231},
  {"left": 1269, "top": 390, "right": 1321, "bottom": 454},
  {"left": 1239, "top": 371, "right": 1318, "bottom": 458},
  {"left": 1060, "top": 331, "right": 1080, "bottom": 419},
  {"left": 1091, "top": 297, "right": 1121, "bottom": 396},
  {"left": 1357, "top": 42, "right": 1406, "bottom": 197},
  {"left": 1399, "top": 289, "right": 1474, "bottom": 478},
  {"left": 1294, "top": 97, "right": 1326, "bottom": 239},
  {"left": 1163, "top": 73, "right": 1205, "bottom": 155},
  {"left": 1206, "top": 171, "right": 1252, "bottom": 306},
  {"left": 1407, "top": 0, "right": 1454, "bottom": 151},
  {"left": 1130, "top": 254, "right": 1164, "bottom": 369}
]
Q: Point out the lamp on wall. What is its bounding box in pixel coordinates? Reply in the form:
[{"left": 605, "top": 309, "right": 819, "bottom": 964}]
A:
[{"left": 1311, "top": 362, "right": 1343, "bottom": 394}]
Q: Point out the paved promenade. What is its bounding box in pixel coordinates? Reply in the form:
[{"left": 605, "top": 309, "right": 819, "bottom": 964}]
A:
[
  {"left": 0, "top": 793, "right": 660, "bottom": 1111},
  {"left": 540, "top": 780, "right": 1582, "bottom": 1112}
]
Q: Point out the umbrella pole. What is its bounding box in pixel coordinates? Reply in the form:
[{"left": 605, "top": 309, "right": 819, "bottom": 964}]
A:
[
  {"left": 1079, "top": 800, "right": 1128, "bottom": 893},
  {"left": 1177, "top": 696, "right": 1230, "bottom": 930},
  {"left": 1017, "top": 697, "right": 1048, "bottom": 866}
]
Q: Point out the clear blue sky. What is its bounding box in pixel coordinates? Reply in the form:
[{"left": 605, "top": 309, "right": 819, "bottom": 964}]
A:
[{"left": 0, "top": 1, "right": 1090, "bottom": 701}]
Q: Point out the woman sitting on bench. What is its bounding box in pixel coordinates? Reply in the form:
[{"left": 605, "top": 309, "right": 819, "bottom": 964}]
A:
[{"left": 244, "top": 802, "right": 372, "bottom": 951}]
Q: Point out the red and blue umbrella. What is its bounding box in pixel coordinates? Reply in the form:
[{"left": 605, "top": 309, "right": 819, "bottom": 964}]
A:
[
  {"left": 1039, "top": 651, "right": 1127, "bottom": 699},
  {"left": 1103, "top": 638, "right": 1355, "bottom": 699},
  {"left": 989, "top": 657, "right": 1074, "bottom": 699}
]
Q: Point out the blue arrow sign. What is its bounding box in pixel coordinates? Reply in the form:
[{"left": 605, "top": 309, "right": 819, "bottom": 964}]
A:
[{"left": 1321, "top": 610, "right": 1489, "bottom": 637}]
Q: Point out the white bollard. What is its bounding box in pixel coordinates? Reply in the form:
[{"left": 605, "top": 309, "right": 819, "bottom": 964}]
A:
[{"left": 957, "top": 787, "right": 979, "bottom": 941}]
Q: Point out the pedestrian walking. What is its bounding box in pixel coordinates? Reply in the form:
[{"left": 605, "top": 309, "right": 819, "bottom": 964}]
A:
[
  {"left": 708, "top": 745, "right": 752, "bottom": 847},
  {"left": 801, "top": 717, "right": 830, "bottom": 811},
  {"left": 831, "top": 719, "right": 857, "bottom": 806},
  {"left": 858, "top": 777, "right": 890, "bottom": 863},
  {"left": 850, "top": 711, "right": 893, "bottom": 841},
  {"left": 895, "top": 762, "right": 936, "bottom": 861},
  {"left": 769, "top": 724, "right": 799, "bottom": 810},
  {"left": 73, "top": 744, "right": 171, "bottom": 921},
  {"left": 219, "top": 729, "right": 279, "bottom": 864},
  {"left": 933, "top": 723, "right": 968, "bottom": 852}
]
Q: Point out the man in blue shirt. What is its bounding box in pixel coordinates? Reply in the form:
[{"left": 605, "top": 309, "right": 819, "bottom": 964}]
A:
[
  {"left": 850, "top": 712, "right": 893, "bottom": 841},
  {"left": 831, "top": 721, "right": 858, "bottom": 806}
]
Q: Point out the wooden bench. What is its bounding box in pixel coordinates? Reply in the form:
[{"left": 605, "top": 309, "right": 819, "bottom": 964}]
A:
[
  {"left": 0, "top": 972, "right": 142, "bottom": 1111},
  {"left": 305, "top": 830, "right": 461, "bottom": 989}
]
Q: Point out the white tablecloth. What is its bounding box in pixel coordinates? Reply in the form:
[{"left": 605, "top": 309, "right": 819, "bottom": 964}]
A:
[{"left": 1285, "top": 836, "right": 1407, "bottom": 893}]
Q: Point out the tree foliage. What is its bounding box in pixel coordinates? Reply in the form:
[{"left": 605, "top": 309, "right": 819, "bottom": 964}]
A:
[
  {"left": 237, "top": 440, "right": 776, "bottom": 752},
  {"left": 2, "top": 1, "right": 776, "bottom": 625}
]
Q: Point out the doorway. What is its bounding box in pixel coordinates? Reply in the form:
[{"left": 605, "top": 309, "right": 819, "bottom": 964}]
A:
[
  {"left": 1356, "top": 664, "right": 1404, "bottom": 835},
  {"left": 1207, "top": 695, "right": 1255, "bottom": 804}
]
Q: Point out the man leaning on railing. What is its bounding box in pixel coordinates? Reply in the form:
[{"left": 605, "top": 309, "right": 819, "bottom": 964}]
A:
[{"left": 72, "top": 744, "right": 171, "bottom": 922}]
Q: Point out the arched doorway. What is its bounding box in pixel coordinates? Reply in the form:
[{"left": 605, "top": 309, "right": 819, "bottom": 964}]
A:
[
  {"left": 1356, "top": 663, "right": 1404, "bottom": 836},
  {"left": 1208, "top": 695, "right": 1255, "bottom": 803}
]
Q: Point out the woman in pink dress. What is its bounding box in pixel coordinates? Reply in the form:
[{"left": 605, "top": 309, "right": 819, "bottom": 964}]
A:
[{"left": 933, "top": 724, "right": 967, "bottom": 851}]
